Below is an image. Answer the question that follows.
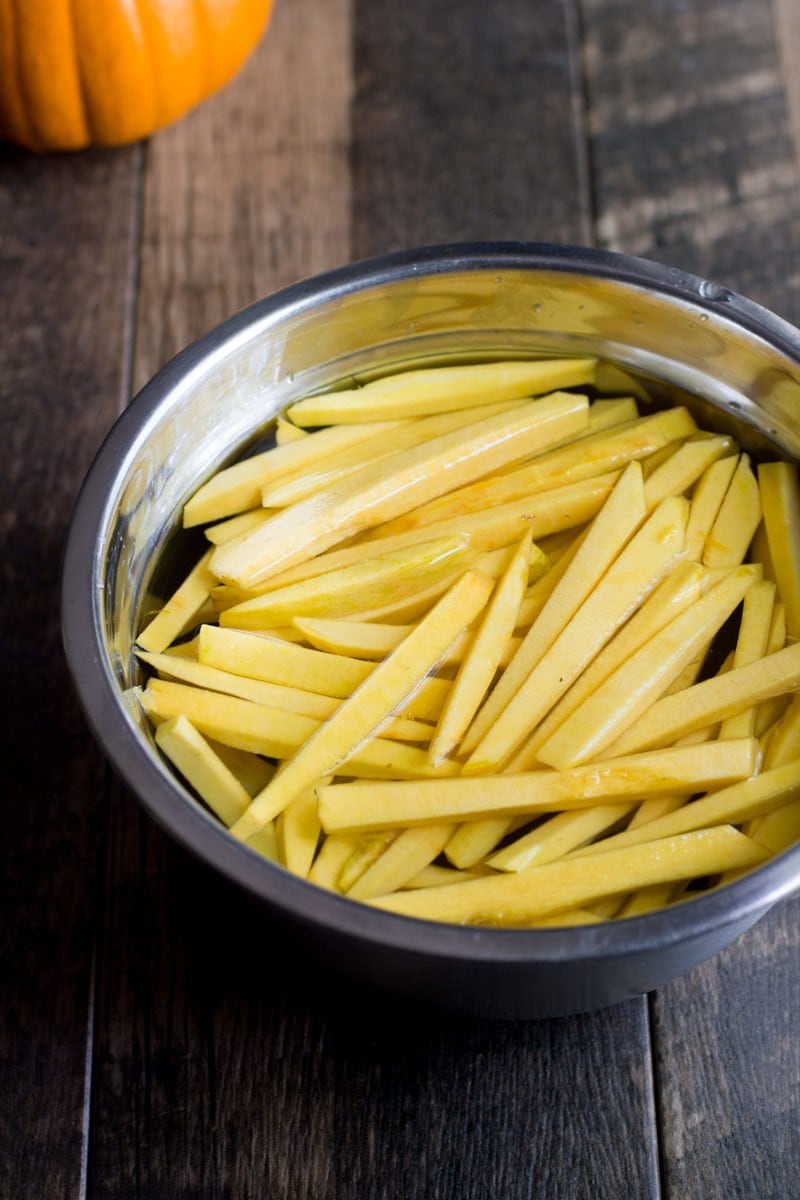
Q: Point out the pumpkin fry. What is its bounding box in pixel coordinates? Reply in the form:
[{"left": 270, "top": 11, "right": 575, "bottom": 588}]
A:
[
  {"left": 370, "top": 827, "right": 767, "bottom": 925},
  {"left": 228, "top": 571, "right": 494, "bottom": 841}
]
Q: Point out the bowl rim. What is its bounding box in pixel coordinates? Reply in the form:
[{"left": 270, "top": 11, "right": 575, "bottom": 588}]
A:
[{"left": 62, "top": 240, "right": 800, "bottom": 965}]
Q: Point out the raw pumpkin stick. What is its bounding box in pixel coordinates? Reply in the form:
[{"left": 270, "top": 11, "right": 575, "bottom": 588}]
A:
[
  {"left": 683, "top": 454, "right": 739, "bottom": 561},
  {"left": 206, "top": 741, "right": 276, "bottom": 797},
  {"left": 567, "top": 758, "right": 800, "bottom": 859},
  {"left": 517, "top": 560, "right": 711, "bottom": 764},
  {"left": 275, "top": 416, "right": 308, "bottom": 445},
  {"left": 210, "top": 392, "right": 589, "bottom": 587},
  {"left": 197, "top": 625, "right": 451, "bottom": 720},
  {"left": 156, "top": 714, "right": 258, "bottom": 829},
  {"left": 347, "top": 824, "right": 456, "bottom": 901},
  {"left": 228, "top": 571, "right": 495, "bottom": 843},
  {"left": 308, "top": 835, "right": 360, "bottom": 890},
  {"left": 465, "top": 496, "right": 688, "bottom": 771},
  {"left": 717, "top": 580, "right": 776, "bottom": 740},
  {"left": 317, "top": 740, "right": 759, "bottom": 833},
  {"left": 137, "top": 549, "right": 217, "bottom": 653},
  {"left": 758, "top": 460, "right": 800, "bottom": 639},
  {"left": 641, "top": 435, "right": 734, "bottom": 508},
  {"left": 286, "top": 358, "right": 597, "bottom": 424},
  {"left": 702, "top": 453, "right": 762, "bottom": 568},
  {"left": 247, "top": 474, "right": 609, "bottom": 595},
  {"left": 428, "top": 531, "right": 533, "bottom": 766},
  {"left": 205, "top": 509, "right": 273, "bottom": 546},
  {"left": 337, "top": 835, "right": 397, "bottom": 893},
  {"left": 292, "top": 617, "right": 523, "bottom": 667},
  {"left": 605, "top": 640, "right": 800, "bottom": 756},
  {"left": 369, "top": 828, "right": 767, "bottom": 925},
  {"left": 444, "top": 816, "right": 518, "bottom": 870},
  {"left": 260, "top": 399, "right": 527, "bottom": 507},
  {"left": 487, "top": 803, "right": 635, "bottom": 873},
  {"left": 459, "top": 462, "right": 648, "bottom": 756},
  {"left": 140, "top": 653, "right": 432, "bottom": 742},
  {"left": 536, "top": 565, "right": 758, "bottom": 769},
  {"left": 276, "top": 787, "right": 324, "bottom": 879},
  {"left": 140, "top": 679, "right": 453, "bottom": 778},
  {"left": 185, "top": 420, "right": 406, "bottom": 527},
  {"left": 218, "top": 534, "right": 472, "bottom": 628},
  {"left": 134, "top": 354, "right": 800, "bottom": 926},
  {"left": 138, "top": 647, "right": 359, "bottom": 720},
  {"left": 155, "top": 716, "right": 278, "bottom": 862},
  {"left": 374, "top": 405, "right": 696, "bottom": 536}
]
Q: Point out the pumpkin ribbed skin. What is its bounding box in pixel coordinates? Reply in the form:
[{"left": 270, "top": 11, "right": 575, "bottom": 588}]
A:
[{"left": 0, "top": 0, "right": 274, "bottom": 151}]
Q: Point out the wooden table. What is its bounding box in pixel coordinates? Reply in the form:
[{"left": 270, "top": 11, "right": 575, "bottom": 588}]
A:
[{"left": 3, "top": 2, "right": 800, "bottom": 1196}]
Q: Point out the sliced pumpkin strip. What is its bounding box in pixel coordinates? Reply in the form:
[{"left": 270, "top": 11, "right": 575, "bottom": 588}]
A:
[
  {"left": 227, "top": 571, "right": 494, "bottom": 841},
  {"left": 369, "top": 827, "right": 767, "bottom": 925},
  {"left": 318, "top": 740, "right": 759, "bottom": 833},
  {"left": 286, "top": 358, "right": 597, "bottom": 424}
]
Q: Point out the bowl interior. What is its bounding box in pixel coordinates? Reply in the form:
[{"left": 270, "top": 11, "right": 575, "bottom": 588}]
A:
[{"left": 66, "top": 245, "right": 800, "bottom": 983}]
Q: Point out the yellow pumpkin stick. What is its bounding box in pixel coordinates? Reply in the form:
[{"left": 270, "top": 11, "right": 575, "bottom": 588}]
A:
[
  {"left": 568, "top": 758, "right": 800, "bottom": 859},
  {"left": 211, "top": 394, "right": 589, "bottom": 587},
  {"left": 758, "top": 460, "right": 800, "bottom": 639},
  {"left": 140, "top": 679, "right": 455, "bottom": 779},
  {"left": 220, "top": 534, "right": 471, "bottom": 628},
  {"left": 607, "top": 641, "right": 800, "bottom": 756},
  {"left": 318, "top": 740, "right": 759, "bottom": 833},
  {"left": 702, "top": 454, "right": 761, "bottom": 568},
  {"left": 347, "top": 824, "right": 456, "bottom": 900},
  {"left": 428, "top": 531, "right": 533, "bottom": 764},
  {"left": 261, "top": 400, "right": 526, "bottom": 506},
  {"left": 185, "top": 421, "right": 404, "bottom": 527},
  {"left": 537, "top": 566, "right": 757, "bottom": 768},
  {"left": 137, "top": 549, "right": 217, "bottom": 653},
  {"left": 376, "top": 406, "right": 695, "bottom": 536},
  {"left": 466, "top": 496, "right": 687, "bottom": 771},
  {"left": 460, "top": 462, "right": 647, "bottom": 756},
  {"left": 286, "top": 359, "right": 597, "bottom": 424},
  {"left": 370, "top": 827, "right": 767, "bottom": 925},
  {"left": 228, "top": 571, "right": 494, "bottom": 842}
]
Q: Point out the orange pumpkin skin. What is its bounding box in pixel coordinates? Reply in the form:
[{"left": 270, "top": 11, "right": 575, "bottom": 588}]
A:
[{"left": 0, "top": 0, "right": 275, "bottom": 152}]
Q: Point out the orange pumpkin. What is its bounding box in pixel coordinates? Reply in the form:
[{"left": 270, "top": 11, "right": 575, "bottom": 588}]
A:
[{"left": 0, "top": 0, "right": 275, "bottom": 152}]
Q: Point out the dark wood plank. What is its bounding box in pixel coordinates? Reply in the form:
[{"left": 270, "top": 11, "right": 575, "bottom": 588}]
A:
[
  {"left": 93, "top": 835, "right": 659, "bottom": 1200},
  {"left": 580, "top": 2, "right": 800, "bottom": 1194},
  {"left": 0, "top": 143, "right": 142, "bottom": 1198},
  {"left": 651, "top": 906, "right": 800, "bottom": 1200},
  {"left": 773, "top": 0, "right": 800, "bottom": 194},
  {"left": 349, "top": 6, "right": 659, "bottom": 1196},
  {"left": 88, "top": 2, "right": 661, "bottom": 1198},
  {"left": 581, "top": 0, "right": 800, "bottom": 323},
  {"left": 351, "top": 0, "right": 592, "bottom": 252},
  {"left": 131, "top": 0, "right": 353, "bottom": 394}
]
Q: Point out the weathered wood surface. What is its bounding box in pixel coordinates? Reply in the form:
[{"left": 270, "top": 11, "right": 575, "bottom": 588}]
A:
[
  {"left": 2, "top": 0, "right": 799, "bottom": 1196},
  {"left": 90, "top": 2, "right": 659, "bottom": 1198},
  {"left": 0, "top": 145, "right": 142, "bottom": 1196},
  {"left": 581, "top": 2, "right": 800, "bottom": 1194}
]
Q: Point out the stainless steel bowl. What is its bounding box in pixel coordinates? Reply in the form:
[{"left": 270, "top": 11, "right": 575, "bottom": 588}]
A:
[{"left": 62, "top": 242, "right": 800, "bottom": 1018}]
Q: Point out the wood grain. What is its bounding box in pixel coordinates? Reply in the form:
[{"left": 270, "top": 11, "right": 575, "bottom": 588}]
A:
[
  {"left": 5, "top": 2, "right": 796, "bottom": 1195},
  {"left": 92, "top": 833, "right": 660, "bottom": 1200},
  {"left": 0, "top": 143, "right": 142, "bottom": 1198},
  {"left": 772, "top": 0, "right": 800, "bottom": 179},
  {"left": 579, "top": 2, "right": 800, "bottom": 1194},
  {"left": 351, "top": 0, "right": 593, "bottom": 253},
  {"left": 89, "top": 2, "right": 661, "bottom": 1198},
  {"left": 580, "top": 0, "right": 800, "bottom": 323},
  {"left": 652, "top": 904, "right": 800, "bottom": 1200},
  {"left": 132, "top": 0, "right": 353, "bottom": 393}
]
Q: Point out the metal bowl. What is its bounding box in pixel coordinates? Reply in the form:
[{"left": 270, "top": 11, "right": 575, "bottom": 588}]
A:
[{"left": 62, "top": 242, "right": 800, "bottom": 1019}]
